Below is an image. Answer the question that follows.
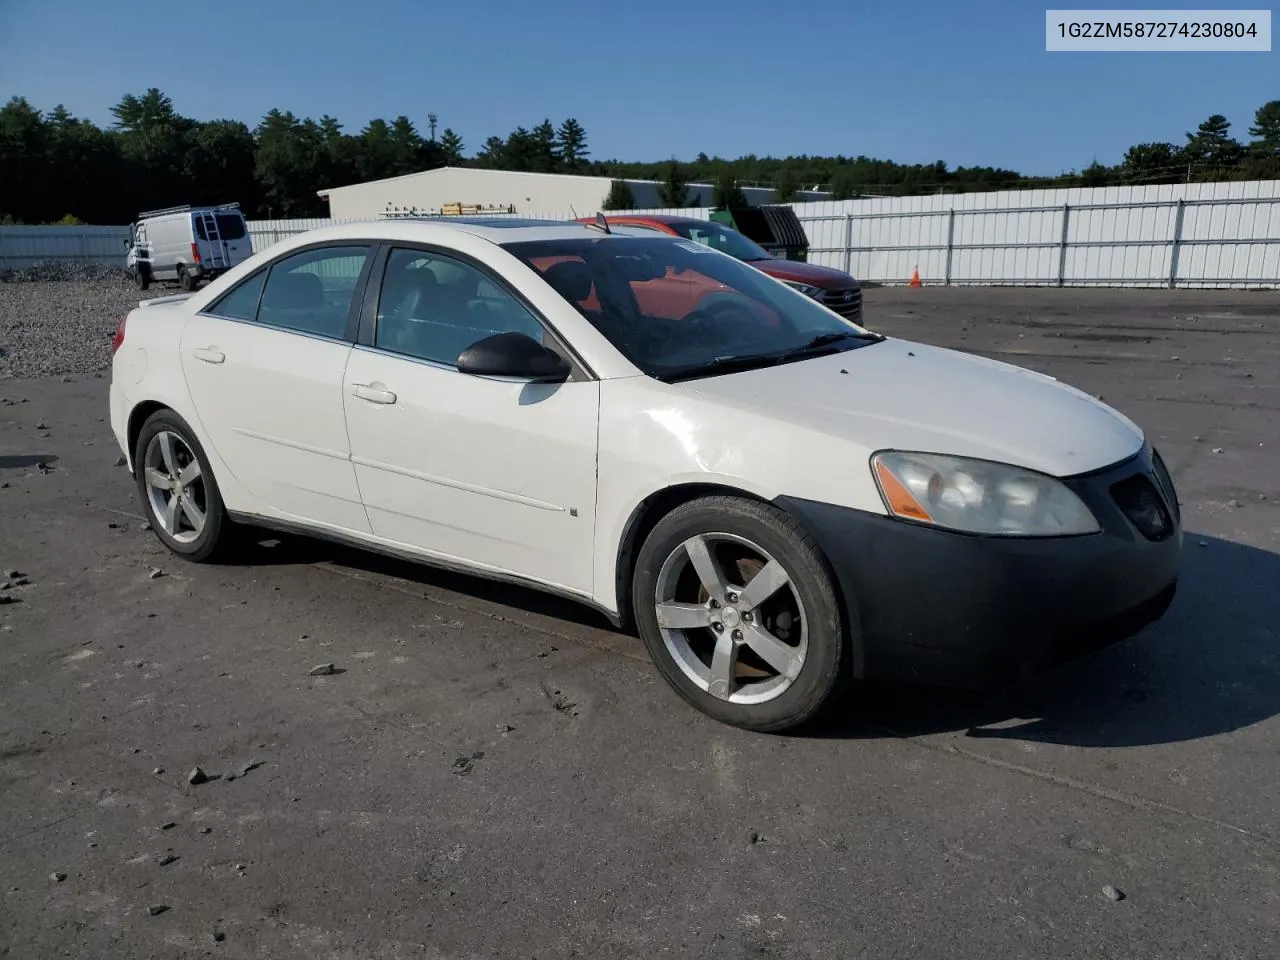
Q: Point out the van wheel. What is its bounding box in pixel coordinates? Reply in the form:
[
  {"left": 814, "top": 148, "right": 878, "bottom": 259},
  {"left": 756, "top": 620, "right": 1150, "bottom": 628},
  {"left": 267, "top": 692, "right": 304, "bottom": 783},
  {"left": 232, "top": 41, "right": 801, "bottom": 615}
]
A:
[
  {"left": 135, "top": 267, "right": 150, "bottom": 290},
  {"left": 177, "top": 265, "right": 195, "bottom": 292},
  {"left": 631, "top": 496, "right": 848, "bottom": 733}
]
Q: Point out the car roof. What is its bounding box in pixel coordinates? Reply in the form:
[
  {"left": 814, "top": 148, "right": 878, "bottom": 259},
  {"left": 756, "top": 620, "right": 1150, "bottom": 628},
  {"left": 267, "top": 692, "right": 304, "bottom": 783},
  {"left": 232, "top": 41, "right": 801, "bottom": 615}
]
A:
[
  {"left": 290, "top": 216, "right": 655, "bottom": 246},
  {"left": 595, "top": 214, "right": 711, "bottom": 227}
]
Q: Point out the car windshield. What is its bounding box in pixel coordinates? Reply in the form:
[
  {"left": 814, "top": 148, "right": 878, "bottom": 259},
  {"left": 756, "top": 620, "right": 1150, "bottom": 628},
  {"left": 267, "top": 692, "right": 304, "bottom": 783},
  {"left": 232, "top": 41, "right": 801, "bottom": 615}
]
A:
[
  {"left": 666, "top": 221, "right": 774, "bottom": 262},
  {"left": 503, "top": 236, "right": 883, "bottom": 382}
]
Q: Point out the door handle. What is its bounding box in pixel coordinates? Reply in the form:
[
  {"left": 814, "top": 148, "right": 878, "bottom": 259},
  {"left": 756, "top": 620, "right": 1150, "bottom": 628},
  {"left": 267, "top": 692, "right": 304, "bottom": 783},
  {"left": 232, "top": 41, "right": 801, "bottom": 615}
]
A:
[
  {"left": 352, "top": 383, "right": 397, "bottom": 404},
  {"left": 193, "top": 347, "right": 225, "bottom": 364}
]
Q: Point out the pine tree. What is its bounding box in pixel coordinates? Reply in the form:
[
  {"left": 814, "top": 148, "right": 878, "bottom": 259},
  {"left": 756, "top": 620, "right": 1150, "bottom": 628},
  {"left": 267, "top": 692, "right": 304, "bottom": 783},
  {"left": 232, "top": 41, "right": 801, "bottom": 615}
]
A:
[
  {"left": 439, "top": 128, "right": 465, "bottom": 165},
  {"left": 530, "top": 119, "right": 559, "bottom": 172},
  {"left": 1248, "top": 100, "right": 1280, "bottom": 154},
  {"left": 603, "top": 179, "right": 636, "bottom": 210},
  {"left": 476, "top": 135, "right": 506, "bottom": 168},
  {"left": 772, "top": 167, "right": 798, "bottom": 202},
  {"left": 711, "top": 171, "right": 749, "bottom": 209},
  {"left": 658, "top": 160, "right": 687, "bottom": 207},
  {"left": 1184, "top": 114, "right": 1243, "bottom": 170},
  {"left": 557, "top": 118, "right": 589, "bottom": 172}
]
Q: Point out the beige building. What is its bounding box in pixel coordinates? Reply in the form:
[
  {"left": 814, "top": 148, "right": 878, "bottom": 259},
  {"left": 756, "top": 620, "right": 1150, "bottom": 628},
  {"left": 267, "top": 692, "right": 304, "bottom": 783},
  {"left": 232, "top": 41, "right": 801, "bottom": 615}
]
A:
[{"left": 316, "top": 167, "right": 829, "bottom": 220}]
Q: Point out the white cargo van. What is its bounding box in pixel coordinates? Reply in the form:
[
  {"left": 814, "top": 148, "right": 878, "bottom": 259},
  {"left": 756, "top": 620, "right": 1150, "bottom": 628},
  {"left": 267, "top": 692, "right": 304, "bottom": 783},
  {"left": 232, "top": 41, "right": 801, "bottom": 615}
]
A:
[{"left": 125, "top": 203, "right": 253, "bottom": 291}]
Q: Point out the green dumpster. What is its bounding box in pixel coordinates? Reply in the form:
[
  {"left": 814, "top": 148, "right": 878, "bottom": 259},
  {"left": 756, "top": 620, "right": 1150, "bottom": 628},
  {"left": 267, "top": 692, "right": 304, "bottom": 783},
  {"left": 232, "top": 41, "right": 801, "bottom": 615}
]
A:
[{"left": 709, "top": 204, "right": 810, "bottom": 262}]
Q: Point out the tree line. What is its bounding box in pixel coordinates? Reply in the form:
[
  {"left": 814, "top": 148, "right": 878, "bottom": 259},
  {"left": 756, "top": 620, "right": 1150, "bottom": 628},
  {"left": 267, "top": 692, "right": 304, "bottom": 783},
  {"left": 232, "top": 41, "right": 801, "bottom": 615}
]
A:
[{"left": 1, "top": 89, "right": 1278, "bottom": 225}]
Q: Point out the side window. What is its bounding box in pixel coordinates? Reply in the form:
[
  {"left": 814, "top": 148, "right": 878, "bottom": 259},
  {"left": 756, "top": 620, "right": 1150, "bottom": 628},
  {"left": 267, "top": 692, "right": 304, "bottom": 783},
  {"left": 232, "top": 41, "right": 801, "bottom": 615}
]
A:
[
  {"left": 255, "top": 245, "right": 370, "bottom": 339},
  {"left": 375, "top": 247, "right": 546, "bottom": 366},
  {"left": 210, "top": 269, "right": 266, "bottom": 321}
]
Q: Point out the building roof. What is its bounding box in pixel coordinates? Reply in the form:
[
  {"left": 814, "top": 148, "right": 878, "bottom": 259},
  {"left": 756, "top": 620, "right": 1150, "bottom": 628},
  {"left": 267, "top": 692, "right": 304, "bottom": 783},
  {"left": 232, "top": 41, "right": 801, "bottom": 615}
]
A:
[
  {"left": 316, "top": 164, "right": 831, "bottom": 199},
  {"left": 317, "top": 165, "right": 690, "bottom": 199},
  {"left": 267, "top": 215, "right": 653, "bottom": 247}
]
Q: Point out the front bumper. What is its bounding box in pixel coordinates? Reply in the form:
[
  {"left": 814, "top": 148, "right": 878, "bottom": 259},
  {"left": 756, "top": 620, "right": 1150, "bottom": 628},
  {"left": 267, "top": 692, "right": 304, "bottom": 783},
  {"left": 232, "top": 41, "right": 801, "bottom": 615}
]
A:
[{"left": 777, "top": 445, "right": 1182, "bottom": 690}]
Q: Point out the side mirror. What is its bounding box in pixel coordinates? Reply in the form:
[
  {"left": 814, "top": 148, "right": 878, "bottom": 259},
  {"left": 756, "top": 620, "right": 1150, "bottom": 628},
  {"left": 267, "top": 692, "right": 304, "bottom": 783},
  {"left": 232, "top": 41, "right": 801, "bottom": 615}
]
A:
[{"left": 456, "top": 331, "right": 571, "bottom": 382}]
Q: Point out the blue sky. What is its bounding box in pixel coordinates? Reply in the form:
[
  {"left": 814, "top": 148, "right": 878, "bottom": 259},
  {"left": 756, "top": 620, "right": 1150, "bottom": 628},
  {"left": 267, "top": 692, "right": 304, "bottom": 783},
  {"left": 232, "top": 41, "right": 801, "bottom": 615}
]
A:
[{"left": 0, "top": 0, "right": 1273, "bottom": 175}]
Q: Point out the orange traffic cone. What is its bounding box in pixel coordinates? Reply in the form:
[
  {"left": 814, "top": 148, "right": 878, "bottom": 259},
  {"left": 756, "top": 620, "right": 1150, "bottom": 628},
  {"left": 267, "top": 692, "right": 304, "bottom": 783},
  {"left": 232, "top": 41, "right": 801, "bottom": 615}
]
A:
[{"left": 909, "top": 266, "right": 922, "bottom": 288}]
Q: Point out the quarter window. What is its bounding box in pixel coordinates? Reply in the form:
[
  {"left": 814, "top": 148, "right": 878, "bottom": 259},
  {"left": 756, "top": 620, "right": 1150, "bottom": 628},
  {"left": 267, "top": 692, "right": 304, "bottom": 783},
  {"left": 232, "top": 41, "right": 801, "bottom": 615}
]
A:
[
  {"left": 211, "top": 269, "right": 266, "bottom": 321},
  {"left": 375, "top": 247, "right": 546, "bottom": 366},
  {"left": 255, "top": 245, "right": 370, "bottom": 338}
]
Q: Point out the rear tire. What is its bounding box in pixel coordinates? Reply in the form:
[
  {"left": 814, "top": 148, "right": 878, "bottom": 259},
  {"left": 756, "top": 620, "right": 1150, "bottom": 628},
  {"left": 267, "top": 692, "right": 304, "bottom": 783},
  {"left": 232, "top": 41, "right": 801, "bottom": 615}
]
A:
[
  {"left": 133, "top": 409, "right": 235, "bottom": 563},
  {"left": 631, "top": 496, "right": 848, "bottom": 733},
  {"left": 177, "top": 265, "right": 195, "bottom": 292},
  {"left": 135, "top": 266, "right": 151, "bottom": 290}
]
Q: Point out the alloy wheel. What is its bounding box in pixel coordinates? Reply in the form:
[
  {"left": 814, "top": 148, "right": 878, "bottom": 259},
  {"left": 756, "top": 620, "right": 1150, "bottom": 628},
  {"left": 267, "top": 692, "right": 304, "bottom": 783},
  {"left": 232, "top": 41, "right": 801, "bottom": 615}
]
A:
[
  {"left": 653, "top": 532, "right": 808, "bottom": 705},
  {"left": 143, "top": 430, "right": 207, "bottom": 544}
]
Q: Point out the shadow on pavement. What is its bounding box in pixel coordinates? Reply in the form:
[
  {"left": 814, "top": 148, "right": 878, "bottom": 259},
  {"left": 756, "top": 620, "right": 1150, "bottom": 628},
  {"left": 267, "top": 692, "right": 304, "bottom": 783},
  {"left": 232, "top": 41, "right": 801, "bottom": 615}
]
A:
[
  {"left": 817, "top": 533, "right": 1280, "bottom": 748},
  {"left": 234, "top": 528, "right": 1280, "bottom": 748},
  {"left": 0, "top": 454, "right": 58, "bottom": 470},
  {"left": 237, "top": 531, "right": 616, "bottom": 631}
]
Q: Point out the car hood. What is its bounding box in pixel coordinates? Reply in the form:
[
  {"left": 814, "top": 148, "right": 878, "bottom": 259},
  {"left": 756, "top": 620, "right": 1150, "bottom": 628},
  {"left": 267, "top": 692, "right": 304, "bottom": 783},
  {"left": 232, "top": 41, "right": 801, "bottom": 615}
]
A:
[
  {"left": 676, "top": 339, "right": 1144, "bottom": 478},
  {"left": 748, "top": 258, "right": 858, "bottom": 288}
]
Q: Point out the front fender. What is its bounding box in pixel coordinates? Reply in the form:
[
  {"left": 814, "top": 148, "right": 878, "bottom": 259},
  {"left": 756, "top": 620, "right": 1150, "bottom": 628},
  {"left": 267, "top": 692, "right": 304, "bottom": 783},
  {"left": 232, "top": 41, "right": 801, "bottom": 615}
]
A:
[{"left": 591, "top": 378, "right": 886, "bottom": 614}]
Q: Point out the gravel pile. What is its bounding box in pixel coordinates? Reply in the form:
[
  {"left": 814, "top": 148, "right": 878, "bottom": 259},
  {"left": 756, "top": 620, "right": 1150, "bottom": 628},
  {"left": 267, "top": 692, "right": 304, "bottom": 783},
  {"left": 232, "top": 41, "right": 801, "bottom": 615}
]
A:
[
  {"left": 0, "top": 260, "right": 133, "bottom": 284},
  {"left": 0, "top": 261, "right": 173, "bottom": 381}
]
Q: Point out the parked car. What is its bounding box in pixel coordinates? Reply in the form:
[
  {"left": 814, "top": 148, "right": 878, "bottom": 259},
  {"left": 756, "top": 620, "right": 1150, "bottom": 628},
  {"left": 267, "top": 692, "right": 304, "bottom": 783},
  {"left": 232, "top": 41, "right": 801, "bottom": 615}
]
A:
[
  {"left": 109, "top": 217, "right": 1182, "bottom": 732},
  {"left": 125, "top": 203, "right": 253, "bottom": 292},
  {"left": 580, "top": 214, "right": 864, "bottom": 321}
]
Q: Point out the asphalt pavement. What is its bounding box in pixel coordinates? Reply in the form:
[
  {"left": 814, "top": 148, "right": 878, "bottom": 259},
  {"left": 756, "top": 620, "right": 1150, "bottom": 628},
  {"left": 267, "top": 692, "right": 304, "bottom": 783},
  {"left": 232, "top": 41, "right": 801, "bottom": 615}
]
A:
[{"left": 2, "top": 286, "right": 1278, "bottom": 959}]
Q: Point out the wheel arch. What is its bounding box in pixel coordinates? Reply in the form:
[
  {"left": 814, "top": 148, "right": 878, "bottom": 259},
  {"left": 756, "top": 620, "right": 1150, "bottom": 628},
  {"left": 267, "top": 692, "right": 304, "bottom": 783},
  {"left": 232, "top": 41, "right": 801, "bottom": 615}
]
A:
[
  {"left": 126, "top": 400, "right": 174, "bottom": 466},
  {"left": 612, "top": 481, "right": 777, "bottom": 632},
  {"left": 612, "top": 482, "right": 865, "bottom": 679}
]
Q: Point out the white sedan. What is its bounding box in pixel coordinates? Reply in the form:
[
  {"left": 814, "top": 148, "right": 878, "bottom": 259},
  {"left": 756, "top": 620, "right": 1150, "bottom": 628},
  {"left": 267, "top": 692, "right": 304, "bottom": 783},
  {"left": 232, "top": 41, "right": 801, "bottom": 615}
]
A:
[{"left": 109, "top": 217, "right": 1183, "bottom": 732}]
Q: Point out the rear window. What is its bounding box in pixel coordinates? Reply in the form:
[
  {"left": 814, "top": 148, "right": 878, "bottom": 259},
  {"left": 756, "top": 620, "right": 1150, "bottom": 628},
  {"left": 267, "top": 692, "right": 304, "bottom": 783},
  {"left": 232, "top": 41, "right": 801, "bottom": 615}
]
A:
[
  {"left": 215, "top": 214, "right": 247, "bottom": 240},
  {"left": 193, "top": 213, "right": 248, "bottom": 241}
]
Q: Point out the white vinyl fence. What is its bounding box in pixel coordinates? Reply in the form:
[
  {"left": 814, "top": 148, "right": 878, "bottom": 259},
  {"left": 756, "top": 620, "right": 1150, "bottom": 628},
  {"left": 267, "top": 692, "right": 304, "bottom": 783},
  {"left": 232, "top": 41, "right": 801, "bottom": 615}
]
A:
[{"left": 4, "top": 179, "right": 1279, "bottom": 288}]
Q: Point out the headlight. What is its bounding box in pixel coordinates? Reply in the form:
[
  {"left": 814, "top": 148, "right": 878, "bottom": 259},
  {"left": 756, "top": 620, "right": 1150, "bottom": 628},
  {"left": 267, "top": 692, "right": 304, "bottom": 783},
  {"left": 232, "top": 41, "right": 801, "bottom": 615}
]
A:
[
  {"left": 781, "top": 280, "right": 823, "bottom": 298},
  {"left": 871, "top": 451, "right": 1100, "bottom": 536}
]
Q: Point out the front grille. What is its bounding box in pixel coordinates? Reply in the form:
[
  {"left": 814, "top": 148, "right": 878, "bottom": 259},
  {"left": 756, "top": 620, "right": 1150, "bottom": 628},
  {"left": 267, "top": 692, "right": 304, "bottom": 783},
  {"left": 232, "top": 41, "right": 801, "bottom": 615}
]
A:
[
  {"left": 1110, "top": 473, "right": 1175, "bottom": 542},
  {"left": 822, "top": 287, "right": 862, "bottom": 318}
]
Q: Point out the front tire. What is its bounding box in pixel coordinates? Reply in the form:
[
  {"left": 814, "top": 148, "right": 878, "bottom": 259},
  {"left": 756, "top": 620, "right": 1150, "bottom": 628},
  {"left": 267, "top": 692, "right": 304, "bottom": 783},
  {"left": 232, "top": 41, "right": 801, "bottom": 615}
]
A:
[
  {"left": 631, "top": 496, "right": 848, "bottom": 732},
  {"left": 133, "top": 409, "right": 233, "bottom": 563}
]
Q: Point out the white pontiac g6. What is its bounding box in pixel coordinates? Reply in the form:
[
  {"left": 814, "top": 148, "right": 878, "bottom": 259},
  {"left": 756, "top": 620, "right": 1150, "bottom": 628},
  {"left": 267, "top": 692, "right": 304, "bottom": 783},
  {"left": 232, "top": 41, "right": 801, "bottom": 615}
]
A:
[{"left": 109, "top": 218, "right": 1183, "bottom": 732}]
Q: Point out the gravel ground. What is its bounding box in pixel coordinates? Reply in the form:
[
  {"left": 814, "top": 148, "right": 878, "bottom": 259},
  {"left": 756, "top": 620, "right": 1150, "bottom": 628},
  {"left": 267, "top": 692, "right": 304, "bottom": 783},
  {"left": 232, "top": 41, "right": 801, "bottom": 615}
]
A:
[{"left": 0, "top": 263, "right": 172, "bottom": 381}]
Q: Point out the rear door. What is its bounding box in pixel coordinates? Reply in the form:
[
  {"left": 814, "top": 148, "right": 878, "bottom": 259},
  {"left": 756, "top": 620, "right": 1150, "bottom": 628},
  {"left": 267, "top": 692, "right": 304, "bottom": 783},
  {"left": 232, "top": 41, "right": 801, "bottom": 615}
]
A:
[
  {"left": 179, "top": 242, "right": 375, "bottom": 533},
  {"left": 215, "top": 212, "right": 253, "bottom": 268}
]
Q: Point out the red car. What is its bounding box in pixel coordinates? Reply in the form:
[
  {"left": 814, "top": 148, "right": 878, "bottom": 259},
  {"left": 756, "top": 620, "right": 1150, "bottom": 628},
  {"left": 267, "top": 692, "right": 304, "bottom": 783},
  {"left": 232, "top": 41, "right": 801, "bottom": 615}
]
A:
[{"left": 579, "top": 214, "right": 863, "bottom": 322}]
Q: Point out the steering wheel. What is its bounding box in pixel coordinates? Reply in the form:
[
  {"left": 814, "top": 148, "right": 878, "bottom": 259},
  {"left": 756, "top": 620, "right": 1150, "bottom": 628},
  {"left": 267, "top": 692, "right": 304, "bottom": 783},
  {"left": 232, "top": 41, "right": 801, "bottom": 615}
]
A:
[{"left": 684, "top": 296, "right": 753, "bottom": 339}]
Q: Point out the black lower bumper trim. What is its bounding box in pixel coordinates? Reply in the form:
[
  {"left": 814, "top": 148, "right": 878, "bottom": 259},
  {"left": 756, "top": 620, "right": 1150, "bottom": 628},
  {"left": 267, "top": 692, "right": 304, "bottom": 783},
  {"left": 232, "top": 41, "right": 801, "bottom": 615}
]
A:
[{"left": 777, "top": 448, "right": 1183, "bottom": 690}]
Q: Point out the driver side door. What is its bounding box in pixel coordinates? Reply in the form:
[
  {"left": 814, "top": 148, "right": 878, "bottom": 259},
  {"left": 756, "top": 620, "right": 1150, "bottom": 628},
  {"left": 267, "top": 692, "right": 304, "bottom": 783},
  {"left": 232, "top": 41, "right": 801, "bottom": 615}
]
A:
[{"left": 341, "top": 245, "right": 601, "bottom": 595}]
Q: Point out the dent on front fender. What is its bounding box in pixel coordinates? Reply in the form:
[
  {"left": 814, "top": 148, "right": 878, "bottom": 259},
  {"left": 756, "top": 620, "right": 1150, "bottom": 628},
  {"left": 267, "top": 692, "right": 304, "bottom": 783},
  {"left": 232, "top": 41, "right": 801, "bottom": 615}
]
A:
[{"left": 589, "top": 384, "right": 885, "bottom": 612}]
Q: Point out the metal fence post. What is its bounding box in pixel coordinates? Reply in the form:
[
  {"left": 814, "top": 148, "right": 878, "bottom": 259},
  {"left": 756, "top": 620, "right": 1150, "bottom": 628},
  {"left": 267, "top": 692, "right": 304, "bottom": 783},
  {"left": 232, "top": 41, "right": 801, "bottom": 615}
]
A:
[
  {"left": 842, "top": 214, "right": 853, "bottom": 275},
  {"left": 1168, "top": 199, "right": 1186, "bottom": 288},
  {"left": 1057, "top": 204, "right": 1071, "bottom": 287},
  {"left": 944, "top": 209, "right": 956, "bottom": 285}
]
